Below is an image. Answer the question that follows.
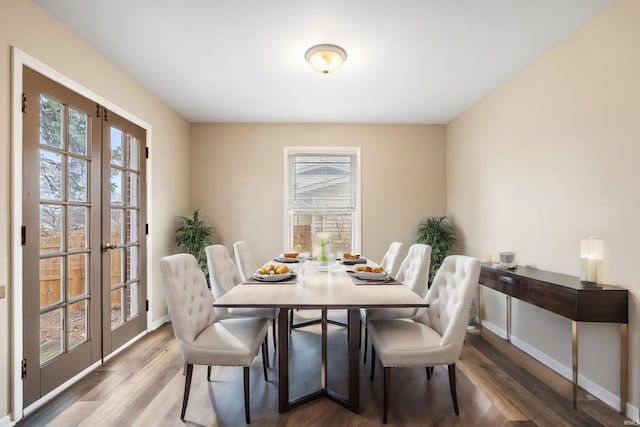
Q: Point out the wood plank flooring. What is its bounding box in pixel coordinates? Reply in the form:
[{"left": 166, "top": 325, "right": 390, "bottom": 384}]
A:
[{"left": 17, "top": 312, "right": 631, "bottom": 426}]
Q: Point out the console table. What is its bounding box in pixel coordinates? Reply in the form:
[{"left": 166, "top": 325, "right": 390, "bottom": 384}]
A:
[{"left": 478, "top": 263, "right": 628, "bottom": 413}]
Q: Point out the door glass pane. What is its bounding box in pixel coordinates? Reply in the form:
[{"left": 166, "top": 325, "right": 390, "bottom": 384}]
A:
[
  {"left": 68, "top": 300, "right": 88, "bottom": 350},
  {"left": 40, "top": 309, "right": 63, "bottom": 364},
  {"left": 111, "top": 209, "right": 124, "bottom": 245},
  {"left": 68, "top": 157, "right": 88, "bottom": 202},
  {"left": 40, "top": 204, "right": 63, "bottom": 254},
  {"left": 110, "top": 127, "right": 123, "bottom": 166},
  {"left": 127, "top": 283, "right": 139, "bottom": 319},
  {"left": 111, "top": 248, "right": 124, "bottom": 287},
  {"left": 127, "top": 136, "right": 139, "bottom": 169},
  {"left": 127, "top": 246, "right": 138, "bottom": 281},
  {"left": 68, "top": 206, "right": 88, "bottom": 250},
  {"left": 111, "top": 168, "right": 123, "bottom": 205},
  {"left": 126, "top": 209, "right": 138, "bottom": 243},
  {"left": 40, "top": 150, "right": 63, "bottom": 200},
  {"left": 127, "top": 172, "right": 138, "bottom": 206},
  {"left": 68, "top": 254, "right": 87, "bottom": 299},
  {"left": 39, "top": 95, "right": 64, "bottom": 149},
  {"left": 111, "top": 288, "right": 124, "bottom": 329},
  {"left": 40, "top": 257, "right": 63, "bottom": 308},
  {"left": 68, "top": 107, "right": 88, "bottom": 156}
]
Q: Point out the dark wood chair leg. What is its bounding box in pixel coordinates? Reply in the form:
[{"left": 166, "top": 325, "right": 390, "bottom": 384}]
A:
[
  {"left": 244, "top": 366, "right": 251, "bottom": 423},
  {"left": 448, "top": 363, "right": 459, "bottom": 415},
  {"left": 370, "top": 346, "right": 376, "bottom": 381},
  {"left": 383, "top": 367, "right": 391, "bottom": 424},
  {"left": 363, "top": 324, "right": 369, "bottom": 363},
  {"left": 272, "top": 318, "right": 277, "bottom": 351},
  {"left": 207, "top": 365, "right": 212, "bottom": 381},
  {"left": 288, "top": 309, "right": 293, "bottom": 335},
  {"left": 181, "top": 363, "right": 193, "bottom": 420},
  {"left": 426, "top": 366, "right": 433, "bottom": 380},
  {"left": 262, "top": 340, "right": 268, "bottom": 382}
]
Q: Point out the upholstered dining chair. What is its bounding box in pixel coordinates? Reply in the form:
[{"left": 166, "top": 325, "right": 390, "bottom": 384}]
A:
[
  {"left": 160, "top": 253, "right": 269, "bottom": 423},
  {"left": 379, "top": 241, "right": 405, "bottom": 279},
  {"left": 368, "top": 255, "right": 481, "bottom": 423},
  {"left": 206, "top": 244, "right": 278, "bottom": 355},
  {"left": 233, "top": 240, "right": 256, "bottom": 282},
  {"left": 360, "top": 243, "right": 431, "bottom": 363}
]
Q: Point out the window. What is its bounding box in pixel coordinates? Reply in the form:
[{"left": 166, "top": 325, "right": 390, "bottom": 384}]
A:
[{"left": 285, "top": 147, "right": 361, "bottom": 255}]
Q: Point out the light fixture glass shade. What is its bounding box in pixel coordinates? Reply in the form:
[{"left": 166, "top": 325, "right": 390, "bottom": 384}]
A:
[
  {"left": 580, "top": 237, "right": 603, "bottom": 260},
  {"left": 305, "top": 44, "right": 347, "bottom": 74},
  {"left": 580, "top": 237, "right": 603, "bottom": 283}
]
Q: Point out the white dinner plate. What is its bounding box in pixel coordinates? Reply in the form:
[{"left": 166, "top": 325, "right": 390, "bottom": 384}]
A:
[
  {"left": 274, "top": 256, "right": 301, "bottom": 263},
  {"left": 340, "top": 257, "right": 367, "bottom": 264},
  {"left": 252, "top": 272, "right": 293, "bottom": 282},
  {"left": 354, "top": 271, "right": 390, "bottom": 281}
]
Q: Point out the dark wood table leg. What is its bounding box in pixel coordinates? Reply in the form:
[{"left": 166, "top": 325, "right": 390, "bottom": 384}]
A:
[
  {"left": 278, "top": 308, "right": 290, "bottom": 413},
  {"left": 348, "top": 308, "right": 360, "bottom": 413}
]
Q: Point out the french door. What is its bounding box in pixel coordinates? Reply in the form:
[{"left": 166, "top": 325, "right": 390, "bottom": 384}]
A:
[{"left": 22, "top": 67, "right": 147, "bottom": 406}]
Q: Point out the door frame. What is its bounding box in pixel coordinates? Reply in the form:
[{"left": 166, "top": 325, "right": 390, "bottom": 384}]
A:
[{"left": 10, "top": 47, "right": 154, "bottom": 422}]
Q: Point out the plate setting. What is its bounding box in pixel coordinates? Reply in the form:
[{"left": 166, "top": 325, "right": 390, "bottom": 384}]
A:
[
  {"left": 354, "top": 271, "right": 390, "bottom": 281},
  {"left": 252, "top": 272, "right": 294, "bottom": 282}
]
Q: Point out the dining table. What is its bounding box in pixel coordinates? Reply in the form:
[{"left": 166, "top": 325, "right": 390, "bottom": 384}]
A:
[{"left": 213, "top": 256, "right": 429, "bottom": 414}]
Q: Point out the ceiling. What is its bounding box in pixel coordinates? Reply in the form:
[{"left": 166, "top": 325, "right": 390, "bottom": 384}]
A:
[{"left": 34, "top": 0, "right": 612, "bottom": 124}]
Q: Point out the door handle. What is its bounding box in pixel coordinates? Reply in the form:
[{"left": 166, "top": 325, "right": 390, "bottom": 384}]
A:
[{"left": 103, "top": 242, "right": 119, "bottom": 251}]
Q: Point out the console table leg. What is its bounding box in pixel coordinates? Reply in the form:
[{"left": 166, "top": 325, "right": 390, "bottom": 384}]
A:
[
  {"left": 572, "top": 320, "right": 578, "bottom": 410},
  {"left": 506, "top": 295, "right": 512, "bottom": 343},
  {"left": 620, "top": 323, "right": 628, "bottom": 415}
]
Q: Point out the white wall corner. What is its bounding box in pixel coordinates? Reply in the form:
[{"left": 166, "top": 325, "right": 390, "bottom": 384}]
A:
[{"left": 149, "top": 315, "right": 169, "bottom": 331}]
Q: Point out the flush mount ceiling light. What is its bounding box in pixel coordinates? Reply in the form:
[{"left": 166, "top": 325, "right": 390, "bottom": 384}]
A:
[{"left": 305, "top": 44, "right": 347, "bottom": 74}]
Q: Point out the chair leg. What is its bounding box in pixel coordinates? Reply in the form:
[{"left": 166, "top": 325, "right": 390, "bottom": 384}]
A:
[
  {"left": 244, "top": 366, "right": 251, "bottom": 423},
  {"left": 363, "top": 324, "right": 369, "bottom": 364},
  {"left": 448, "top": 363, "right": 459, "bottom": 415},
  {"left": 370, "top": 346, "right": 376, "bottom": 381},
  {"left": 207, "top": 365, "right": 212, "bottom": 382},
  {"left": 288, "top": 309, "right": 293, "bottom": 335},
  {"left": 426, "top": 366, "right": 433, "bottom": 380},
  {"left": 358, "top": 318, "right": 362, "bottom": 349},
  {"left": 262, "top": 339, "right": 268, "bottom": 382},
  {"left": 383, "top": 367, "right": 391, "bottom": 424},
  {"left": 272, "top": 318, "right": 277, "bottom": 351},
  {"left": 181, "top": 363, "right": 193, "bottom": 421}
]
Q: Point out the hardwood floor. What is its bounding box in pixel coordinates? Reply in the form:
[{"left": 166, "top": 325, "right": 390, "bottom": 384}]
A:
[{"left": 17, "top": 312, "right": 631, "bottom": 426}]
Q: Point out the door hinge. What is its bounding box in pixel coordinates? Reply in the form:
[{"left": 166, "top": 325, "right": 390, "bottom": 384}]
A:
[
  {"left": 145, "top": 147, "right": 149, "bottom": 159},
  {"left": 96, "top": 103, "right": 101, "bottom": 118},
  {"left": 145, "top": 300, "right": 149, "bottom": 312},
  {"left": 145, "top": 223, "right": 149, "bottom": 235},
  {"left": 103, "top": 107, "right": 108, "bottom": 122},
  {"left": 21, "top": 359, "right": 27, "bottom": 379},
  {"left": 22, "top": 93, "right": 27, "bottom": 113},
  {"left": 21, "top": 226, "right": 26, "bottom": 246}
]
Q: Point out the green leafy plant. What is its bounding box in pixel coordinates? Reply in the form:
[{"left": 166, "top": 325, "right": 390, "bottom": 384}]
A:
[
  {"left": 416, "top": 216, "right": 456, "bottom": 285},
  {"left": 175, "top": 209, "right": 214, "bottom": 280}
]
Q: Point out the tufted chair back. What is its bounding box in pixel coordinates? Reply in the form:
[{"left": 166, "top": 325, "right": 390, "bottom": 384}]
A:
[
  {"left": 233, "top": 241, "right": 256, "bottom": 282},
  {"left": 395, "top": 243, "right": 432, "bottom": 298},
  {"left": 206, "top": 245, "right": 243, "bottom": 300},
  {"left": 414, "top": 255, "right": 480, "bottom": 356},
  {"left": 379, "top": 242, "right": 405, "bottom": 278},
  {"left": 160, "top": 254, "right": 218, "bottom": 360}
]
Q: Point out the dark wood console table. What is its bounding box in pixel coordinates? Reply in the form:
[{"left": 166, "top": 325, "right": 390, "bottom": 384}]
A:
[{"left": 478, "top": 263, "right": 628, "bottom": 413}]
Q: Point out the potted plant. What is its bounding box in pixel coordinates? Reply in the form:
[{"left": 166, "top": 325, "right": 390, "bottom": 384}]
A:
[
  {"left": 175, "top": 209, "right": 215, "bottom": 282},
  {"left": 416, "top": 216, "right": 456, "bottom": 285}
]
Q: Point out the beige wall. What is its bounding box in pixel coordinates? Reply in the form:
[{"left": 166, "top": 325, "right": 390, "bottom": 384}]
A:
[
  {"left": 190, "top": 123, "right": 446, "bottom": 265},
  {"left": 1, "top": 0, "right": 190, "bottom": 421},
  {"left": 447, "top": 0, "right": 639, "bottom": 416}
]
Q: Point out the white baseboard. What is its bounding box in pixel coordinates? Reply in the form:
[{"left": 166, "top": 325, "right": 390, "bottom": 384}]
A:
[
  {"left": 149, "top": 314, "right": 169, "bottom": 331},
  {"left": 0, "top": 414, "right": 12, "bottom": 427},
  {"left": 479, "top": 321, "right": 638, "bottom": 419}
]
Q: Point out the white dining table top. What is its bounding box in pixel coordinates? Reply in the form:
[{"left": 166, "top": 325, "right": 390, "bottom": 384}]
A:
[{"left": 214, "top": 261, "right": 428, "bottom": 309}]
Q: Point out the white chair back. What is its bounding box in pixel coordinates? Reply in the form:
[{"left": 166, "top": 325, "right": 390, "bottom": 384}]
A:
[
  {"left": 415, "top": 255, "right": 480, "bottom": 354},
  {"left": 379, "top": 242, "right": 405, "bottom": 278},
  {"left": 395, "top": 243, "right": 431, "bottom": 298},
  {"left": 160, "top": 254, "right": 218, "bottom": 354},
  {"left": 206, "top": 244, "right": 242, "bottom": 300},
  {"left": 233, "top": 241, "right": 256, "bottom": 282}
]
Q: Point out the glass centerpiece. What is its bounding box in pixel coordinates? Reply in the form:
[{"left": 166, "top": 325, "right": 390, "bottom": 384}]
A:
[{"left": 312, "top": 232, "right": 333, "bottom": 270}]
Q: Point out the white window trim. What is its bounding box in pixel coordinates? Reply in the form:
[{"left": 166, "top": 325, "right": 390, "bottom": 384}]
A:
[{"left": 283, "top": 146, "right": 362, "bottom": 254}]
